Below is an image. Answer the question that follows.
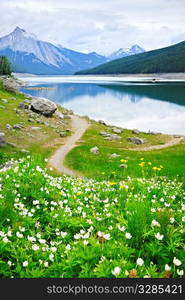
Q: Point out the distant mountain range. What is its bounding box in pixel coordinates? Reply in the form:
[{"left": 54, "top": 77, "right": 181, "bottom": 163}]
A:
[
  {"left": 76, "top": 41, "right": 185, "bottom": 75},
  {"left": 0, "top": 27, "right": 145, "bottom": 75},
  {"left": 108, "top": 45, "right": 145, "bottom": 60}
]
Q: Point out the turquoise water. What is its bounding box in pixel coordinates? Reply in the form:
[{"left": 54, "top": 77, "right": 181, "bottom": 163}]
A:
[{"left": 20, "top": 77, "right": 185, "bottom": 135}]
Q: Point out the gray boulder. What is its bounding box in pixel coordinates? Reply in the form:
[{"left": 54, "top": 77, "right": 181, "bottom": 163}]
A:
[
  {"left": 98, "top": 120, "right": 106, "bottom": 125},
  {"left": 20, "top": 149, "right": 29, "bottom": 153},
  {"left": 3, "top": 78, "right": 19, "bottom": 93},
  {"left": 109, "top": 153, "right": 120, "bottom": 159},
  {"left": 119, "top": 164, "right": 128, "bottom": 168},
  {"left": 6, "top": 124, "right": 12, "bottom": 130},
  {"left": 112, "top": 127, "right": 123, "bottom": 134},
  {"left": 105, "top": 134, "right": 121, "bottom": 141},
  {"left": 28, "top": 118, "right": 35, "bottom": 123},
  {"left": 13, "top": 124, "right": 22, "bottom": 130},
  {"left": 0, "top": 132, "right": 6, "bottom": 147},
  {"left": 59, "top": 131, "right": 66, "bottom": 137},
  {"left": 19, "top": 100, "right": 31, "bottom": 110},
  {"left": 99, "top": 131, "right": 109, "bottom": 137},
  {"left": 127, "top": 137, "right": 145, "bottom": 145},
  {"left": 132, "top": 129, "right": 140, "bottom": 134},
  {"left": 90, "top": 146, "right": 99, "bottom": 154},
  {"left": 30, "top": 127, "right": 41, "bottom": 131},
  {"left": 55, "top": 111, "right": 64, "bottom": 119},
  {"left": 31, "top": 97, "right": 57, "bottom": 117}
]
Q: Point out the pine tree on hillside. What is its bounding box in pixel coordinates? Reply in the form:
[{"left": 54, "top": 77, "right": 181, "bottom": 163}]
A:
[{"left": 0, "top": 56, "right": 11, "bottom": 75}]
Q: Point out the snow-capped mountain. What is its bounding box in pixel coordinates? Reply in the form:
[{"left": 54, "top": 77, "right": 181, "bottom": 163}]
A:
[
  {"left": 0, "top": 27, "right": 107, "bottom": 75},
  {"left": 109, "top": 45, "right": 145, "bottom": 60},
  {"left": 0, "top": 27, "right": 145, "bottom": 74}
]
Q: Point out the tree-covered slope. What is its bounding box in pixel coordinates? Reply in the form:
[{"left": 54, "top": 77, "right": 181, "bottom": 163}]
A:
[{"left": 76, "top": 41, "right": 185, "bottom": 74}]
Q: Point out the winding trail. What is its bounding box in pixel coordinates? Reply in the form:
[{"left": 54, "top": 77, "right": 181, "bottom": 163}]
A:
[
  {"left": 48, "top": 115, "right": 89, "bottom": 176},
  {"left": 48, "top": 114, "right": 184, "bottom": 176},
  {"left": 128, "top": 137, "right": 183, "bottom": 151}
]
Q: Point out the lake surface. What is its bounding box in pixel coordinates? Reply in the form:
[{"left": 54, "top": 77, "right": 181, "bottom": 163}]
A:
[{"left": 20, "top": 76, "right": 185, "bottom": 135}]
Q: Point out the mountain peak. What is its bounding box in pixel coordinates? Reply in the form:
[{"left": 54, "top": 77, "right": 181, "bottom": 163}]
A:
[
  {"left": 11, "top": 27, "right": 37, "bottom": 40},
  {"left": 130, "top": 44, "right": 145, "bottom": 52},
  {"left": 109, "top": 45, "right": 145, "bottom": 60},
  {"left": 13, "top": 26, "right": 26, "bottom": 33}
]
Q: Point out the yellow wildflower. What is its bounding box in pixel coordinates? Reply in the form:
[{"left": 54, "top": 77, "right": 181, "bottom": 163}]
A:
[
  {"left": 76, "top": 191, "right": 82, "bottom": 196},
  {"left": 152, "top": 166, "right": 158, "bottom": 171},
  {"left": 108, "top": 181, "right": 117, "bottom": 186},
  {"left": 120, "top": 159, "right": 128, "bottom": 163},
  {"left": 139, "top": 162, "right": 145, "bottom": 167}
]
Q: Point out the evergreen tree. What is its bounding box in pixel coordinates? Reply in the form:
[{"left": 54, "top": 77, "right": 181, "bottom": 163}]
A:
[{"left": 0, "top": 56, "right": 11, "bottom": 75}]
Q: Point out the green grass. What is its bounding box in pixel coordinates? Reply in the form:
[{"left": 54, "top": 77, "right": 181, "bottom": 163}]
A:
[
  {"left": 0, "top": 157, "right": 184, "bottom": 278},
  {"left": 0, "top": 79, "right": 71, "bottom": 164},
  {"left": 65, "top": 122, "right": 185, "bottom": 181}
]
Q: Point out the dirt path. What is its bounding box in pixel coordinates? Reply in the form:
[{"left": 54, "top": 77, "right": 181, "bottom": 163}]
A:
[
  {"left": 128, "top": 137, "right": 184, "bottom": 151},
  {"left": 48, "top": 115, "right": 89, "bottom": 176}
]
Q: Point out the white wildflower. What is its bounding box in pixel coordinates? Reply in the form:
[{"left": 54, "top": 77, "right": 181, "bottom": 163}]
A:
[
  {"left": 155, "top": 232, "right": 164, "bottom": 240},
  {"left": 3, "top": 237, "right": 9, "bottom": 243},
  {"left": 49, "top": 254, "right": 54, "bottom": 261},
  {"left": 65, "top": 244, "right": 71, "bottom": 251},
  {"left": 151, "top": 219, "right": 160, "bottom": 227},
  {"left": 173, "top": 257, "right": 182, "bottom": 266},
  {"left": 125, "top": 232, "right": 132, "bottom": 239},
  {"left": 103, "top": 233, "right": 111, "bottom": 240},
  {"left": 23, "top": 261, "right": 28, "bottom": 267},
  {"left": 112, "top": 266, "right": 121, "bottom": 276},
  {"left": 16, "top": 232, "right": 23, "bottom": 238},
  {"left": 165, "top": 264, "right": 171, "bottom": 271},
  {"left": 118, "top": 225, "right": 125, "bottom": 232},
  {"left": 170, "top": 217, "right": 175, "bottom": 224},
  {"left": 136, "top": 258, "right": 144, "bottom": 266},
  {"left": 50, "top": 247, "right": 57, "bottom": 252},
  {"left": 74, "top": 233, "right": 81, "bottom": 240},
  {"left": 44, "top": 261, "right": 48, "bottom": 267},
  {"left": 177, "top": 269, "right": 184, "bottom": 276},
  {"left": 32, "top": 244, "right": 39, "bottom": 251}
]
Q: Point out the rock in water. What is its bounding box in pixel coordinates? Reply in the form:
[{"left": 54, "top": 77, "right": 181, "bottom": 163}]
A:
[
  {"left": 90, "top": 146, "right": 99, "bottom": 154},
  {"left": 127, "top": 137, "right": 145, "bottom": 145},
  {"left": 31, "top": 97, "right": 57, "bottom": 116},
  {"left": 0, "top": 132, "right": 6, "bottom": 147}
]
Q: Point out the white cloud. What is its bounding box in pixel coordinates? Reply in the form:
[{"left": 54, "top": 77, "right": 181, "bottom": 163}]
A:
[{"left": 0, "top": 0, "right": 185, "bottom": 54}]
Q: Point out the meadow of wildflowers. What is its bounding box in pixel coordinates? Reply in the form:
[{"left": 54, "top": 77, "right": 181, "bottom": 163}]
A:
[{"left": 0, "top": 156, "right": 184, "bottom": 278}]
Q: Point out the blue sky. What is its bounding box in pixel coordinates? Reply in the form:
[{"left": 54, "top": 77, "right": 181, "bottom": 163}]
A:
[{"left": 0, "top": 0, "right": 185, "bottom": 54}]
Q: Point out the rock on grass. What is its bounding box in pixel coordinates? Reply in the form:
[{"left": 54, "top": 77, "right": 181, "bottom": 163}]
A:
[
  {"left": 31, "top": 97, "right": 57, "bottom": 117},
  {"left": 127, "top": 137, "right": 145, "bottom": 145}
]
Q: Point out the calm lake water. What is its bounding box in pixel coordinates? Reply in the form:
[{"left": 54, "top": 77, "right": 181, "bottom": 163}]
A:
[{"left": 20, "top": 76, "right": 185, "bottom": 135}]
